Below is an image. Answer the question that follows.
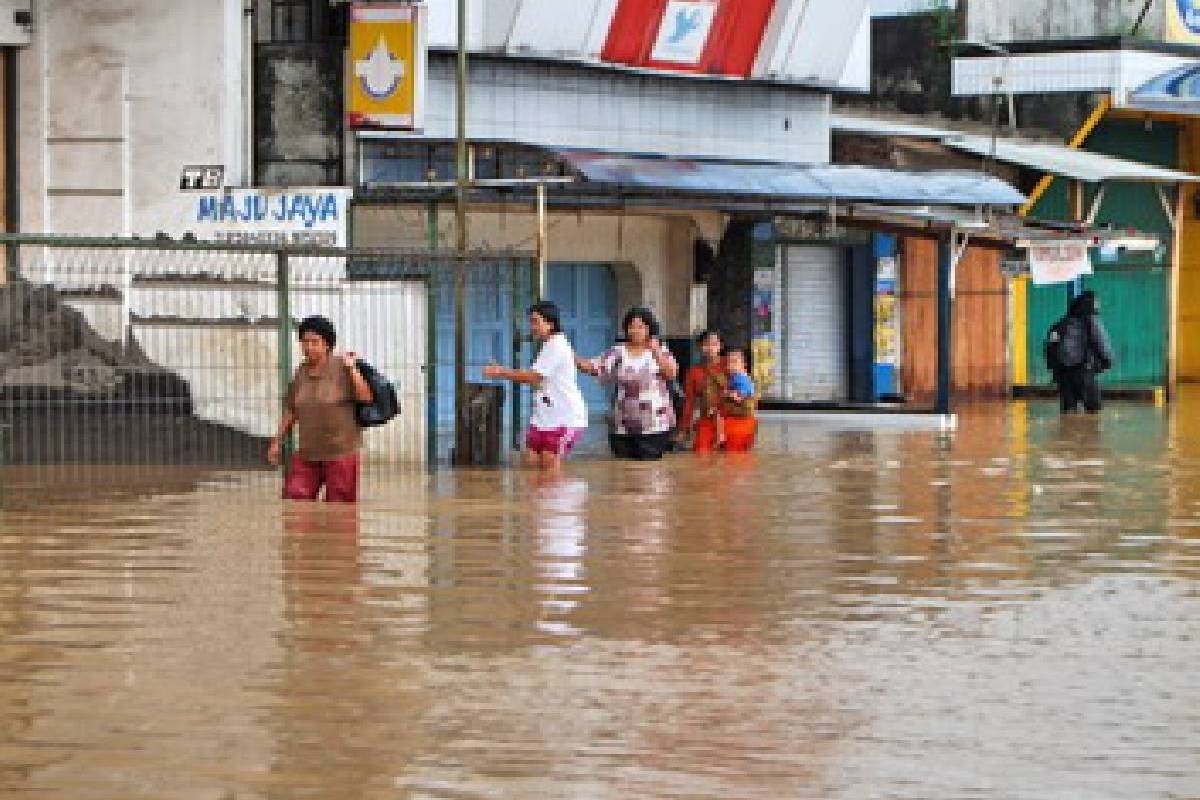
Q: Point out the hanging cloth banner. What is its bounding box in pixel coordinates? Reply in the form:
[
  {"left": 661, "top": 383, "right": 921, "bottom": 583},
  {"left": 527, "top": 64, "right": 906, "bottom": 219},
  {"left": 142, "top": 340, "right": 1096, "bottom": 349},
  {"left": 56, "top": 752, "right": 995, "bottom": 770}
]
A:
[{"left": 1027, "top": 242, "right": 1093, "bottom": 285}]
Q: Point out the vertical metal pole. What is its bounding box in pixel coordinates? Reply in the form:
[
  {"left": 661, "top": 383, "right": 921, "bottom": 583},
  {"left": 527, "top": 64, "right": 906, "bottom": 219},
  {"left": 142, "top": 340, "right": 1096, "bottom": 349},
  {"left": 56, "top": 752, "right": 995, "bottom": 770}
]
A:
[
  {"left": 276, "top": 250, "right": 294, "bottom": 466},
  {"left": 936, "top": 235, "right": 953, "bottom": 415},
  {"left": 1069, "top": 180, "right": 1085, "bottom": 301},
  {"left": 511, "top": 256, "right": 531, "bottom": 451},
  {"left": 1168, "top": 183, "right": 1183, "bottom": 401},
  {"left": 5, "top": 49, "right": 20, "bottom": 281},
  {"left": 535, "top": 182, "right": 547, "bottom": 299},
  {"left": 453, "top": 0, "right": 469, "bottom": 465},
  {"left": 426, "top": 203, "right": 439, "bottom": 467}
]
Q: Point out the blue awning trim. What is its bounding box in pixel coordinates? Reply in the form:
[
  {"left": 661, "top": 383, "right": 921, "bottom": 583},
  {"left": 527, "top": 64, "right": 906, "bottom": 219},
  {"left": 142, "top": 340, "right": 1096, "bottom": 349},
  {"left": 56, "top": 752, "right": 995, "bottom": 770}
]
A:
[
  {"left": 1129, "top": 64, "right": 1200, "bottom": 114},
  {"left": 554, "top": 150, "right": 1027, "bottom": 207}
]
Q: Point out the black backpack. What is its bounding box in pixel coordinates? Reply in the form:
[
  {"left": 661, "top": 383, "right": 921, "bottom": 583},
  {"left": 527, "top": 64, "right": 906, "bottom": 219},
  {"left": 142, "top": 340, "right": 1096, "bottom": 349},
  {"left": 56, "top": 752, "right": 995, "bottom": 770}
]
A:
[
  {"left": 1044, "top": 315, "right": 1087, "bottom": 371},
  {"left": 354, "top": 358, "right": 400, "bottom": 427}
]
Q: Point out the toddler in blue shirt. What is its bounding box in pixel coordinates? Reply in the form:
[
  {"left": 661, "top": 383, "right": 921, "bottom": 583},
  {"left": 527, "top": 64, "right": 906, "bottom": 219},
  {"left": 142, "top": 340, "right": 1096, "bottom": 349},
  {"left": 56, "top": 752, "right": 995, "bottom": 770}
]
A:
[{"left": 717, "top": 349, "right": 755, "bottom": 446}]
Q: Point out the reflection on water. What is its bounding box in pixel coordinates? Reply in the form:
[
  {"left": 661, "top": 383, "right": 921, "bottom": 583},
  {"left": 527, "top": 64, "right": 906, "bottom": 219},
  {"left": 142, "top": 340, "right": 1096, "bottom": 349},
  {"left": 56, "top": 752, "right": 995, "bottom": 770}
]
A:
[{"left": 3, "top": 398, "right": 1200, "bottom": 798}]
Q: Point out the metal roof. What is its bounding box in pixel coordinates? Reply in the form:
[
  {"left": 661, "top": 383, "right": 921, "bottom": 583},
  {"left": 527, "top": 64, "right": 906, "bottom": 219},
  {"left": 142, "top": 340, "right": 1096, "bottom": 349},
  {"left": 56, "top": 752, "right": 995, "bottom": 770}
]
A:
[
  {"left": 831, "top": 113, "right": 958, "bottom": 139},
  {"left": 554, "top": 150, "right": 1026, "bottom": 207},
  {"left": 1128, "top": 64, "right": 1200, "bottom": 115},
  {"left": 942, "top": 135, "right": 1200, "bottom": 183},
  {"left": 832, "top": 113, "right": 1200, "bottom": 183}
]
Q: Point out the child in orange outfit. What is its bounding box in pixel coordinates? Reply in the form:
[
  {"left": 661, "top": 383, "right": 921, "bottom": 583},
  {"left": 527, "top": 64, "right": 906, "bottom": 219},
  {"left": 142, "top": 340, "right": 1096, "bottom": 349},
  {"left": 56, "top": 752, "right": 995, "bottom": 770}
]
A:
[{"left": 716, "top": 349, "right": 755, "bottom": 447}]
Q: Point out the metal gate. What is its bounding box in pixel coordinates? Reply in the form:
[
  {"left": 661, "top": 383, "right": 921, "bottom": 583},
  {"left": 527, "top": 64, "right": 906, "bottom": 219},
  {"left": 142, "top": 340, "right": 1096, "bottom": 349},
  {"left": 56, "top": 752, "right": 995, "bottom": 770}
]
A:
[{"left": 0, "top": 235, "right": 533, "bottom": 467}]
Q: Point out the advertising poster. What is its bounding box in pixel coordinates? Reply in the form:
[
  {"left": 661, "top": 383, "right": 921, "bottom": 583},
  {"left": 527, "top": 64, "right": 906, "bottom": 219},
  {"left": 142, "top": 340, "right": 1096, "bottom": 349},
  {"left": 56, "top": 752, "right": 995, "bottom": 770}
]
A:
[
  {"left": 751, "top": 266, "right": 775, "bottom": 395},
  {"left": 348, "top": 3, "right": 426, "bottom": 130}
]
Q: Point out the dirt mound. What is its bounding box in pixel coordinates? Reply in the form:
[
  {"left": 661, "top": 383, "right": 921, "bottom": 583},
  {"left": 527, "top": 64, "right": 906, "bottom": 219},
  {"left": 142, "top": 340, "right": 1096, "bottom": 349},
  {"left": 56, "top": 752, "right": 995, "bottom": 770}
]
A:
[
  {"left": 0, "top": 280, "right": 188, "bottom": 406},
  {"left": 0, "top": 280, "right": 266, "bottom": 465}
]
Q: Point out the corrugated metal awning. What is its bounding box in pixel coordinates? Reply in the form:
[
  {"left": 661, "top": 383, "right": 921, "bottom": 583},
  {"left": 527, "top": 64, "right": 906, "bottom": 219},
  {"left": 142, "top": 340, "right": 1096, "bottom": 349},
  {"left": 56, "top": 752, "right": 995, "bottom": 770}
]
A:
[
  {"left": 832, "top": 113, "right": 1200, "bottom": 183},
  {"left": 554, "top": 149, "right": 1026, "bottom": 206},
  {"left": 831, "top": 113, "right": 956, "bottom": 139},
  {"left": 941, "top": 136, "right": 1200, "bottom": 183}
]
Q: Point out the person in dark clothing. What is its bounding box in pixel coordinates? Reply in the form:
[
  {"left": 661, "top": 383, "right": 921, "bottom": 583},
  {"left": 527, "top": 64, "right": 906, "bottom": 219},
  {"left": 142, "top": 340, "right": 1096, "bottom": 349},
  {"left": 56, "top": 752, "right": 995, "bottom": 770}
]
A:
[{"left": 1052, "top": 291, "right": 1114, "bottom": 414}]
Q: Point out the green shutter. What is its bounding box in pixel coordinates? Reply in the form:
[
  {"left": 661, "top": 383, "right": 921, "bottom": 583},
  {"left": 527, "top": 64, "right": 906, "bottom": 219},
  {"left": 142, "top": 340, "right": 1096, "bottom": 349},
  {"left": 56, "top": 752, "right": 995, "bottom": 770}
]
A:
[
  {"left": 1024, "top": 120, "right": 1173, "bottom": 387},
  {"left": 1026, "top": 283, "right": 1071, "bottom": 386},
  {"left": 1083, "top": 268, "right": 1166, "bottom": 386},
  {"left": 1025, "top": 270, "right": 1165, "bottom": 386}
]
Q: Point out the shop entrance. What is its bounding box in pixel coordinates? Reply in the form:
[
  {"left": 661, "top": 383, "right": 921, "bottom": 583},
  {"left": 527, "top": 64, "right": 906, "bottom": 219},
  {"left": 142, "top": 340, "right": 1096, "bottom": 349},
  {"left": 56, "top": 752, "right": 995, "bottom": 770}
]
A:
[{"left": 545, "top": 262, "right": 617, "bottom": 416}]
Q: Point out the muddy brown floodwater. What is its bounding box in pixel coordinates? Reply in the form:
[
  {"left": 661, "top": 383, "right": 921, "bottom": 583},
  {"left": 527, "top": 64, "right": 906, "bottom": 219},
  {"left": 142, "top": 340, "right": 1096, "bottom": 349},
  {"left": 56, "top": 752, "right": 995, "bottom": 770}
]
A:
[{"left": 2, "top": 398, "right": 1200, "bottom": 799}]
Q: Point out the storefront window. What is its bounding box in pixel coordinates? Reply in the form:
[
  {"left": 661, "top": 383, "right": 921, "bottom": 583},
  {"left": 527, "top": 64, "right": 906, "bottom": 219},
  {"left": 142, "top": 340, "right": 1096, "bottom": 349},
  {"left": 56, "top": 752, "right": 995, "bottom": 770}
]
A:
[
  {"left": 359, "top": 142, "right": 567, "bottom": 186},
  {"left": 264, "top": 0, "right": 345, "bottom": 43}
]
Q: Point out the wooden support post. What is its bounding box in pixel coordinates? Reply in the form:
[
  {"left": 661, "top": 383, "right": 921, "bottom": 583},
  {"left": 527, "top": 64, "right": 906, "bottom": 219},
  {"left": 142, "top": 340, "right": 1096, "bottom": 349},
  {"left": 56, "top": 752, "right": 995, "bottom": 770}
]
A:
[
  {"left": 1019, "top": 96, "right": 1110, "bottom": 217},
  {"left": 1169, "top": 183, "right": 1183, "bottom": 400},
  {"left": 936, "top": 235, "right": 953, "bottom": 415}
]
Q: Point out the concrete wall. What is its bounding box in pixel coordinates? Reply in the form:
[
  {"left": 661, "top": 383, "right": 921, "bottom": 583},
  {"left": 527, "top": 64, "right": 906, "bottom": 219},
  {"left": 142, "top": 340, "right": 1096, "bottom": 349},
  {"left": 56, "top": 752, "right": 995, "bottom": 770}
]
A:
[
  {"left": 966, "top": 0, "right": 1162, "bottom": 42},
  {"left": 18, "top": 0, "right": 247, "bottom": 237},
  {"left": 352, "top": 204, "right": 725, "bottom": 337}
]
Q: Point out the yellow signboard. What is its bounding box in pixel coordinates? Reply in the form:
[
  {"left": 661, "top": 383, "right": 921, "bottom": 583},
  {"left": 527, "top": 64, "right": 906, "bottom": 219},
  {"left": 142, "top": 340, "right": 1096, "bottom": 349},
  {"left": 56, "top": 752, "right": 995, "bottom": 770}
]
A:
[
  {"left": 348, "top": 3, "right": 425, "bottom": 129},
  {"left": 1166, "top": 0, "right": 1200, "bottom": 45}
]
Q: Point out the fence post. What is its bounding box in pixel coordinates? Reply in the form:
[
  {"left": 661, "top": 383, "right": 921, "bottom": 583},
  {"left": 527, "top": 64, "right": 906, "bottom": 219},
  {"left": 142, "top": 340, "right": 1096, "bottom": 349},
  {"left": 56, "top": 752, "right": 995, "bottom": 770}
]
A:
[
  {"left": 276, "top": 249, "right": 294, "bottom": 466},
  {"left": 511, "top": 257, "right": 523, "bottom": 451},
  {"left": 3, "top": 237, "right": 17, "bottom": 284},
  {"left": 453, "top": 255, "right": 468, "bottom": 465},
  {"left": 426, "top": 208, "right": 439, "bottom": 468},
  {"left": 426, "top": 271, "right": 438, "bottom": 468}
]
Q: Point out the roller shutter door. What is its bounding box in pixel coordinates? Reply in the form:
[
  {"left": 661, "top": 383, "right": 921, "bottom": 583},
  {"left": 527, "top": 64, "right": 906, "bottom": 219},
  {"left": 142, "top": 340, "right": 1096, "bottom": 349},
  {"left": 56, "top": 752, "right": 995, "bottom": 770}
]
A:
[{"left": 775, "top": 244, "right": 847, "bottom": 402}]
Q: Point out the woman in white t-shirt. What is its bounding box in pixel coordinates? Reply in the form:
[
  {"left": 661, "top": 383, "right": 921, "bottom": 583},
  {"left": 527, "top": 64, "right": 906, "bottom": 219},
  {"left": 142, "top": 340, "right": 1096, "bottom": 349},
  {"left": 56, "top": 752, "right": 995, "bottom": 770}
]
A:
[{"left": 483, "top": 301, "right": 589, "bottom": 470}]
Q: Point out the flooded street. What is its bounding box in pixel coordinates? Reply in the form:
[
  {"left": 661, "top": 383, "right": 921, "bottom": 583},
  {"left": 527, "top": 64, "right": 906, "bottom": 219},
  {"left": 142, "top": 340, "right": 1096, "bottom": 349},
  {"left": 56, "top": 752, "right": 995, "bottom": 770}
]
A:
[{"left": 2, "top": 399, "right": 1200, "bottom": 799}]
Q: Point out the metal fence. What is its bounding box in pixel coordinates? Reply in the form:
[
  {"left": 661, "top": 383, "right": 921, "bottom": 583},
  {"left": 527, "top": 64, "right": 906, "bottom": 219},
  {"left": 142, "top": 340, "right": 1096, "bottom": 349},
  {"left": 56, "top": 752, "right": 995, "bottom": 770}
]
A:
[{"left": 0, "top": 235, "right": 534, "bottom": 467}]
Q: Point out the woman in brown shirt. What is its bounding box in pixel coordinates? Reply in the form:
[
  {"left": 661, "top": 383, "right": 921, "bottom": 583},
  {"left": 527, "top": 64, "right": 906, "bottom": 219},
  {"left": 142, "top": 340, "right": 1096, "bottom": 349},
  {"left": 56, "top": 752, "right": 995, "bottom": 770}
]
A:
[{"left": 268, "top": 315, "right": 373, "bottom": 502}]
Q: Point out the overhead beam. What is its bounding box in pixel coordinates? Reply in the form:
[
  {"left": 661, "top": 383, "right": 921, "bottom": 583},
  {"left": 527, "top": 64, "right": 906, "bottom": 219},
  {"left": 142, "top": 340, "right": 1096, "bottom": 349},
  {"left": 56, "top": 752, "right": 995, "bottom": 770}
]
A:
[
  {"left": 1086, "top": 184, "right": 1107, "bottom": 224},
  {"left": 1019, "top": 95, "right": 1111, "bottom": 217},
  {"left": 1155, "top": 183, "right": 1179, "bottom": 231}
]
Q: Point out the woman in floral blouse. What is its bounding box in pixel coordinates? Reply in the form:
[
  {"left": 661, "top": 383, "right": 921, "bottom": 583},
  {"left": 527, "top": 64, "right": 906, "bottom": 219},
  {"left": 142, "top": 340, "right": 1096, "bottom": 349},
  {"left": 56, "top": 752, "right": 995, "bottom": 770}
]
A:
[{"left": 577, "top": 306, "right": 679, "bottom": 461}]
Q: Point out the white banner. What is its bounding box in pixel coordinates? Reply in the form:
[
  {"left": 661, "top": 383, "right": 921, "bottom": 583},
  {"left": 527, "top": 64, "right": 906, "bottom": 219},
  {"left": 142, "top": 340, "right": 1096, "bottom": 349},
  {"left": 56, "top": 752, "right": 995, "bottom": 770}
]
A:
[
  {"left": 190, "top": 188, "right": 352, "bottom": 248},
  {"left": 1027, "top": 242, "right": 1092, "bottom": 286}
]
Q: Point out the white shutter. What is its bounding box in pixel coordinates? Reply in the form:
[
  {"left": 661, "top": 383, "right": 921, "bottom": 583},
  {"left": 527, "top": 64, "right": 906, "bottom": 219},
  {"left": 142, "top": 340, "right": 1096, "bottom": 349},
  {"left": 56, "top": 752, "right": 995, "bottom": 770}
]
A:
[{"left": 777, "top": 244, "right": 847, "bottom": 402}]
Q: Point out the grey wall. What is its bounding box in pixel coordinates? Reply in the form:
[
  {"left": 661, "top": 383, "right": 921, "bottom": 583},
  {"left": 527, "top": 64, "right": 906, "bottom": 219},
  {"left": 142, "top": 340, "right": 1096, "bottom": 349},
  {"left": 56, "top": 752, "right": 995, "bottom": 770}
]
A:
[
  {"left": 966, "top": 0, "right": 1161, "bottom": 42},
  {"left": 843, "top": 11, "right": 1104, "bottom": 139},
  {"left": 418, "top": 55, "right": 831, "bottom": 164},
  {"left": 254, "top": 44, "right": 343, "bottom": 187}
]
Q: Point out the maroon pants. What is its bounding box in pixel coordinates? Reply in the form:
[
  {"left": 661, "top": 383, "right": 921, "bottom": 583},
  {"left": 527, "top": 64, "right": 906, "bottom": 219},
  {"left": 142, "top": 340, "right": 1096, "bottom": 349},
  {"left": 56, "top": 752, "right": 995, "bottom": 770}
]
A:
[{"left": 283, "top": 452, "right": 360, "bottom": 503}]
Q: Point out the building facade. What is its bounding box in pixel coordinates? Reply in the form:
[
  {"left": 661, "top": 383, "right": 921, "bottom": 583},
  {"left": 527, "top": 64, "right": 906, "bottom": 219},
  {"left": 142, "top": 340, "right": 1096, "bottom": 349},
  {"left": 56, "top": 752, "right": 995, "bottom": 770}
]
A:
[{"left": 6, "top": 0, "right": 1052, "bottom": 464}]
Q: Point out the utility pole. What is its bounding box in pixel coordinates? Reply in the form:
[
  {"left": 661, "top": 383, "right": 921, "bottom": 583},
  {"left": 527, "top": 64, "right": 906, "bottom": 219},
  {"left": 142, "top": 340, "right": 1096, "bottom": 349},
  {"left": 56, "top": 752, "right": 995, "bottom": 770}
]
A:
[{"left": 453, "top": 0, "right": 469, "bottom": 464}]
